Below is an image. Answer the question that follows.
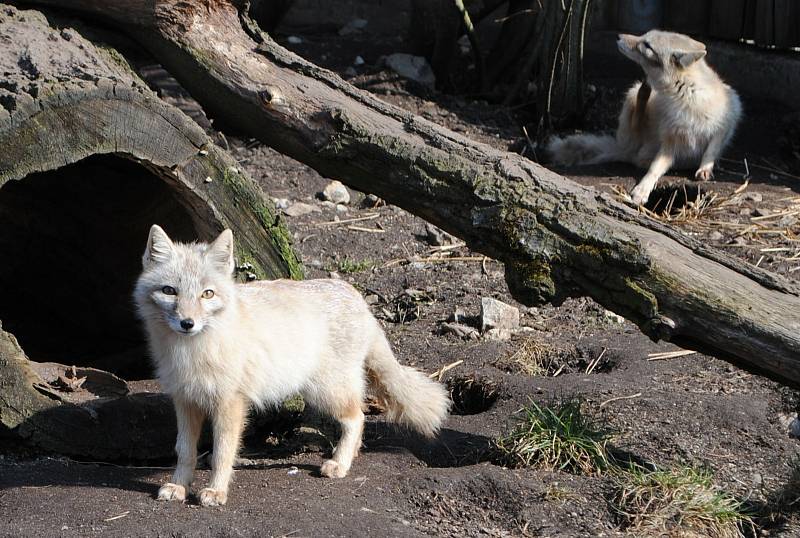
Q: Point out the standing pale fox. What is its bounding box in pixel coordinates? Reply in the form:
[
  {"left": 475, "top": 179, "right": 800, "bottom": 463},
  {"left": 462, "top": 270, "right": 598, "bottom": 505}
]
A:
[
  {"left": 133, "top": 225, "right": 450, "bottom": 506},
  {"left": 547, "top": 30, "right": 742, "bottom": 205}
]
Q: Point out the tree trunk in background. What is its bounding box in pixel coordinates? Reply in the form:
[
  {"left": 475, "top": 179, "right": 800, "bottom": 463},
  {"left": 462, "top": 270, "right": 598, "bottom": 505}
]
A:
[{"left": 14, "top": 0, "right": 800, "bottom": 388}]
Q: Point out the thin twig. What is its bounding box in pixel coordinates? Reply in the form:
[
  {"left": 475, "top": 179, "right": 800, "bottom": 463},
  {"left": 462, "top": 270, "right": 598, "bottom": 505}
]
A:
[
  {"left": 347, "top": 225, "right": 385, "bottom": 233},
  {"left": 429, "top": 359, "right": 464, "bottom": 380},
  {"left": 316, "top": 213, "right": 379, "bottom": 227},
  {"left": 647, "top": 350, "right": 697, "bottom": 361},
  {"left": 599, "top": 392, "right": 642, "bottom": 408}
]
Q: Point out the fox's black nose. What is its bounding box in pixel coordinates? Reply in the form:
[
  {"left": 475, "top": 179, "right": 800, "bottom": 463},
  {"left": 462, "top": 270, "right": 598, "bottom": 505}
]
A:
[{"left": 180, "top": 318, "right": 195, "bottom": 331}]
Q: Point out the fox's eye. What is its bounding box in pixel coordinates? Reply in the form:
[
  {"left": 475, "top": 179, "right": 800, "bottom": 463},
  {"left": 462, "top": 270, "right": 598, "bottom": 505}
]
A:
[
  {"left": 201, "top": 289, "right": 215, "bottom": 299},
  {"left": 162, "top": 286, "right": 177, "bottom": 295}
]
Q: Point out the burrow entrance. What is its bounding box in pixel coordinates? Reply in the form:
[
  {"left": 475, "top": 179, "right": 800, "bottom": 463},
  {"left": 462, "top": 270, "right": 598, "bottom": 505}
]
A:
[{"left": 0, "top": 155, "right": 199, "bottom": 379}]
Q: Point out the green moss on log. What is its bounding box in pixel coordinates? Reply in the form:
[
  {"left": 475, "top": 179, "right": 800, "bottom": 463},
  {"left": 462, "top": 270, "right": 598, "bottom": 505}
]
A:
[{"left": 221, "top": 166, "right": 304, "bottom": 280}]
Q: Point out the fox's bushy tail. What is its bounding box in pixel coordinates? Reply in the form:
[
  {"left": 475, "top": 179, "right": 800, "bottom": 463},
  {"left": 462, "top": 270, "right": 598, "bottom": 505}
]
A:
[
  {"left": 546, "top": 133, "right": 621, "bottom": 166},
  {"left": 366, "top": 331, "right": 450, "bottom": 437}
]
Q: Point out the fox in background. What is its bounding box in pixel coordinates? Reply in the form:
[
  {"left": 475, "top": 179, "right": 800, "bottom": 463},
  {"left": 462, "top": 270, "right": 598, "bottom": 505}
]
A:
[
  {"left": 547, "top": 30, "right": 742, "bottom": 205},
  {"left": 133, "top": 225, "right": 450, "bottom": 506}
]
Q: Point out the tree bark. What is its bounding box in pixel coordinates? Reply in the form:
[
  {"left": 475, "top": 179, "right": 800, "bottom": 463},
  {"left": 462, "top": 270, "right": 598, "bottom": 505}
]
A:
[
  {"left": 0, "top": 5, "right": 302, "bottom": 457},
  {"left": 16, "top": 0, "right": 800, "bottom": 387}
]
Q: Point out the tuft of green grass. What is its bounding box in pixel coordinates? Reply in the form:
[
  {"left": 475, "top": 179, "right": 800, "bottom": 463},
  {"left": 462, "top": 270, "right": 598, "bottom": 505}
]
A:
[
  {"left": 494, "top": 399, "right": 612, "bottom": 474},
  {"left": 612, "top": 465, "right": 753, "bottom": 538},
  {"left": 334, "top": 258, "right": 375, "bottom": 274}
]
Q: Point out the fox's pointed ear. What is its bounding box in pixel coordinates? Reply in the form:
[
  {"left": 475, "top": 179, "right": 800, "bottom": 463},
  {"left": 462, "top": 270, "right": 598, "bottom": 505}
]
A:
[
  {"left": 208, "top": 229, "right": 235, "bottom": 275},
  {"left": 143, "top": 224, "right": 175, "bottom": 268},
  {"left": 674, "top": 49, "right": 706, "bottom": 68}
]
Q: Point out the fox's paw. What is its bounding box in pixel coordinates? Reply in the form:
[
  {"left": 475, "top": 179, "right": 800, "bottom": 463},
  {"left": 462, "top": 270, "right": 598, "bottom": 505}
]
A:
[
  {"left": 695, "top": 165, "right": 714, "bottom": 181},
  {"left": 199, "top": 487, "right": 228, "bottom": 506},
  {"left": 629, "top": 184, "right": 651, "bottom": 206},
  {"left": 157, "top": 483, "right": 186, "bottom": 502},
  {"left": 320, "top": 459, "right": 348, "bottom": 478}
]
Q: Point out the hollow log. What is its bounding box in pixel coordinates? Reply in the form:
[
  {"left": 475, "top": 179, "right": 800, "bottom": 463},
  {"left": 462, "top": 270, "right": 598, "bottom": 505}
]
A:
[
  {"left": 16, "top": 0, "right": 800, "bottom": 387},
  {"left": 0, "top": 6, "right": 302, "bottom": 457}
]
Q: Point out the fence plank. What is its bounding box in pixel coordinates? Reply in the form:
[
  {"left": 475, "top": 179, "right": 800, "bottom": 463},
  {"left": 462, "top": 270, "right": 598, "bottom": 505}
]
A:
[
  {"left": 754, "top": 0, "right": 775, "bottom": 45},
  {"left": 709, "top": 0, "right": 746, "bottom": 38},
  {"left": 664, "top": 0, "right": 710, "bottom": 35},
  {"left": 773, "top": 0, "right": 800, "bottom": 47}
]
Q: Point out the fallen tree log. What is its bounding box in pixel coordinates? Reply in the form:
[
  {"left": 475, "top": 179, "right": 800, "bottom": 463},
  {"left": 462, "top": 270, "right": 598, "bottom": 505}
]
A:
[
  {"left": 17, "top": 1, "right": 800, "bottom": 386},
  {"left": 0, "top": 6, "right": 301, "bottom": 457}
]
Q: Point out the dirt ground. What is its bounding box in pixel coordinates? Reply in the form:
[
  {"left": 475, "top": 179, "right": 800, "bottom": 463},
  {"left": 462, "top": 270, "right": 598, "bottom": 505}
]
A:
[{"left": 3, "top": 13, "right": 800, "bottom": 538}]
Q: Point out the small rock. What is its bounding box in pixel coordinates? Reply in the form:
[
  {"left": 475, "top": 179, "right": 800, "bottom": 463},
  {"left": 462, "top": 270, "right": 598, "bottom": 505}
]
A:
[
  {"left": 708, "top": 230, "right": 724, "bottom": 241},
  {"left": 320, "top": 200, "right": 337, "bottom": 209},
  {"left": 742, "top": 192, "right": 763, "bottom": 203},
  {"left": 287, "top": 466, "right": 300, "bottom": 476},
  {"left": 439, "top": 322, "right": 479, "bottom": 340},
  {"left": 729, "top": 236, "right": 748, "bottom": 246},
  {"left": 204, "top": 176, "right": 213, "bottom": 183},
  {"left": 603, "top": 309, "right": 625, "bottom": 324},
  {"left": 321, "top": 180, "right": 351, "bottom": 204},
  {"left": 790, "top": 417, "right": 800, "bottom": 439},
  {"left": 344, "top": 67, "right": 357, "bottom": 77},
  {"left": 273, "top": 198, "right": 290, "bottom": 210},
  {"left": 410, "top": 261, "right": 429, "bottom": 270},
  {"left": 361, "top": 193, "right": 384, "bottom": 208},
  {"left": 336, "top": 204, "right": 348, "bottom": 213},
  {"left": 425, "top": 223, "right": 455, "bottom": 246},
  {"left": 448, "top": 306, "right": 466, "bottom": 323},
  {"left": 484, "top": 328, "right": 512, "bottom": 341},
  {"left": 385, "top": 53, "right": 436, "bottom": 88},
  {"left": 286, "top": 36, "right": 303, "bottom": 44},
  {"left": 338, "top": 18, "right": 368, "bottom": 36},
  {"left": 354, "top": 55, "right": 365, "bottom": 66},
  {"left": 307, "top": 259, "right": 323, "bottom": 269},
  {"left": 328, "top": 271, "right": 341, "bottom": 279},
  {"left": 365, "top": 294, "right": 380, "bottom": 305},
  {"left": 739, "top": 207, "right": 754, "bottom": 216},
  {"left": 283, "top": 202, "right": 320, "bottom": 217},
  {"left": 752, "top": 207, "right": 770, "bottom": 217},
  {"left": 480, "top": 297, "right": 520, "bottom": 333}
]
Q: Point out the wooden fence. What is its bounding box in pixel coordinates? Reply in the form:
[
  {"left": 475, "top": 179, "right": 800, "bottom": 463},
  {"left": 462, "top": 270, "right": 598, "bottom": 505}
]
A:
[{"left": 604, "top": 0, "right": 800, "bottom": 48}]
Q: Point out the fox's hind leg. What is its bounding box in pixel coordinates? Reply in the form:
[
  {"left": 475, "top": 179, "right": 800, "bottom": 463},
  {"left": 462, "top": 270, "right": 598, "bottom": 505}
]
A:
[
  {"left": 320, "top": 398, "right": 365, "bottom": 478},
  {"left": 158, "top": 397, "right": 204, "bottom": 502}
]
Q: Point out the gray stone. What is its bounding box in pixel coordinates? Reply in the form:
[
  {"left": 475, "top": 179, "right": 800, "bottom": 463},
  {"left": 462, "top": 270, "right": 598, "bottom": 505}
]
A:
[
  {"left": 273, "top": 197, "right": 290, "bottom": 210},
  {"left": 480, "top": 297, "right": 520, "bottom": 333},
  {"left": 338, "top": 18, "right": 368, "bottom": 36},
  {"left": 790, "top": 417, "right": 800, "bottom": 439},
  {"left": 708, "top": 230, "right": 724, "bottom": 241},
  {"left": 286, "top": 36, "right": 303, "bottom": 44},
  {"left": 283, "top": 202, "right": 320, "bottom": 217},
  {"left": 425, "top": 222, "right": 455, "bottom": 246},
  {"left": 439, "top": 322, "right": 479, "bottom": 340},
  {"left": 484, "top": 328, "right": 512, "bottom": 341},
  {"left": 385, "top": 53, "right": 435, "bottom": 88},
  {"left": 603, "top": 309, "right": 625, "bottom": 324},
  {"left": 321, "top": 180, "right": 351, "bottom": 204}
]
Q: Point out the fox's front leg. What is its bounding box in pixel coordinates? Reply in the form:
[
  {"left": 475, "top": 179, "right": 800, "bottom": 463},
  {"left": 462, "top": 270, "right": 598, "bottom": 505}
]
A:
[
  {"left": 199, "top": 395, "right": 248, "bottom": 507},
  {"left": 695, "top": 130, "right": 728, "bottom": 181},
  {"left": 158, "top": 397, "right": 204, "bottom": 502},
  {"left": 630, "top": 146, "right": 675, "bottom": 205}
]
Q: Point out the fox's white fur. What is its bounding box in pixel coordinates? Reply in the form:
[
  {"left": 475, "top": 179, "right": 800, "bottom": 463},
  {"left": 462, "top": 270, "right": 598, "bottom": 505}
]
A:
[
  {"left": 547, "top": 30, "right": 742, "bottom": 205},
  {"left": 133, "top": 225, "right": 450, "bottom": 506}
]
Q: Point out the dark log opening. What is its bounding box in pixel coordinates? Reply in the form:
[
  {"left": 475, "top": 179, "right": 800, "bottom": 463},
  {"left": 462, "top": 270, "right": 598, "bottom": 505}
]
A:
[{"left": 0, "top": 155, "right": 198, "bottom": 379}]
